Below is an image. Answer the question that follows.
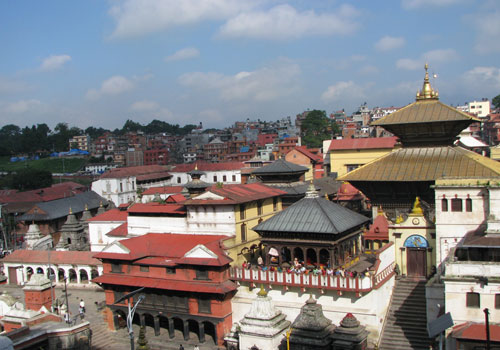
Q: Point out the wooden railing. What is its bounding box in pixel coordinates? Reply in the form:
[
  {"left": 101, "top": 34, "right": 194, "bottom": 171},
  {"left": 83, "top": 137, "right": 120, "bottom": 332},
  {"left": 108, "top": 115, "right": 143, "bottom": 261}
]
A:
[{"left": 230, "top": 263, "right": 395, "bottom": 296}]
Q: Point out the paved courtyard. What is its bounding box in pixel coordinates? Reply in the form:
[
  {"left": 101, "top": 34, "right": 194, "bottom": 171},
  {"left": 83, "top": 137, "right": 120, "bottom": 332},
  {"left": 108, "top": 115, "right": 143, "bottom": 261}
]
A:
[{"left": 1, "top": 284, "right": 220, "bottom": 350}]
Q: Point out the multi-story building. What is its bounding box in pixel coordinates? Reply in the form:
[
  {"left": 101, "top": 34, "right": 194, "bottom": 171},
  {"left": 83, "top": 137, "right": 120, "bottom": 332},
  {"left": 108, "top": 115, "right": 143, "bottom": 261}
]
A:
[
  {"left": 169, "top": 162, "right": 244, "bottom": 185},
  {"left": 91, "top": 165, "right": 172, "bottom": 206},
  {"left": 68, "top": 135, "right": 90, "bottom": 151},
  {"left": 93, "top": 233, "right": 237, "bottom": 347},
  {"left": 284, "top": 146, "right": 323, "bottom": 180}
]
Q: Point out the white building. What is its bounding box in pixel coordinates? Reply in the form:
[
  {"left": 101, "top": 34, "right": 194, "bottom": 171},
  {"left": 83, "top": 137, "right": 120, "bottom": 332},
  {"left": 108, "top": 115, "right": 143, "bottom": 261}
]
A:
[
  {"left": 84, "top": 163, "right": 118, "bottom": 175},
  {"left": 169, "top": 162, "right": 243, "bottom": 185},
  {"left": 91, "top": 165, "right": 172, "bottom": 206}
]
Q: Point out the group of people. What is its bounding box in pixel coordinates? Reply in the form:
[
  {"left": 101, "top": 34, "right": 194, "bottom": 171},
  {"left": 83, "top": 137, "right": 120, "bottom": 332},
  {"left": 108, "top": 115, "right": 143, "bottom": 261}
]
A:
[{"left": 242, "top": 257, "right": 371, "bottom": 278}]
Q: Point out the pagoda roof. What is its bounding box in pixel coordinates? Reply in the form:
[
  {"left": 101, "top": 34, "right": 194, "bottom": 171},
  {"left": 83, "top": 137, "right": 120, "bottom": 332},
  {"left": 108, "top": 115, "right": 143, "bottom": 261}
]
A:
[
  {"left": 340, "top": 146, "right": 500, "bottom": 182},
  {"left": 254, "top": 191, "right": 369, "bottom": 235},
  {"left": 252, "top": 158, "right": 308, "bottom": 175},
  {"left": 372, "top": 99, "right": 478, "bottom": 126}
]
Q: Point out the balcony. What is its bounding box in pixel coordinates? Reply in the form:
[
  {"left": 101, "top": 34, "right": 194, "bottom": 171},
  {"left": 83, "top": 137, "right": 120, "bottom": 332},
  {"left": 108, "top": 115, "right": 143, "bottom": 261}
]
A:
[{"left": 230, "top": 262, "right": 394, "bottom": 296}]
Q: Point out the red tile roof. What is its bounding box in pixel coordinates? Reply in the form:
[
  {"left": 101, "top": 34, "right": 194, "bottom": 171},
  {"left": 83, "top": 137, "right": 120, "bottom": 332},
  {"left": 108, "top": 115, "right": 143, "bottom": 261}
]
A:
[
  {"left": 93, "top": 274, "right": 236, "bottom": 294},
  {"left": 292, "top": 146, "right": 323, "bottom": 162},
  {"left": 334, "top": 182, "right": 365, "bottom": 201},
  {"left": 99, "top": 165, "right": 170, "bottom": 179},
  {"left": 166, "top": 194, "right": 187, "bottom": 203},
  {"left": 364, "top": 211, "right": 389, "bottom": 241},
  {"left": 106, "top": 223, "right": 128, "bottom": 237},
  {"left": 1, "top": 250, "right": 101, "bottom": 265},
  {"left": 0, "top": 182, "right": 86, "bottom": 204},
  {"left": 87, "top": 208, "right": 128, "bottom": 222},
  {"left": 184, "top": 183, "right": 286, "bottom": 205},
  {"left": 452, "top": 322, "right": 500, "bottom": 342},
  {"left": 94, "top": 233, "right": 231, "bottom": 267},
  {"left": 328, "top": 137, "right": 398, "bottom": 152},
  {"left": 172, "top": 162, "right": 245, "bottom": 172},
  {"left": 142, "top": 186, "right": 184, "bottom": 195},
  {"left": 127, "top": 203, "right": 186, "bottom": 215}
]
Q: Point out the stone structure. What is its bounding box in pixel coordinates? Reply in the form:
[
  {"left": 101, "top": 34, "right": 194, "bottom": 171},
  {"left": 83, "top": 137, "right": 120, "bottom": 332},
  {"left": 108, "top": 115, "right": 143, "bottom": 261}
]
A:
[
  {"left": 56, "top": 209, "right": 88, "bottom": 251},
  {"left": 288, "top": 295, "right": 335, "bottom": 350},
  {"left": 23, "top": 274, "right": 54, "bottom": 311},
  {"left": 330, "top": 313, "right": 369, "bottom": 350},
  {"left": 25, "top": 222, "right": 44, "bottom": 249},
  {"left": 184, "top": 165, "right": 210, "bottom": 197},
  {"left": 238, "top": 286, "right": 290, "bottom": 350}
]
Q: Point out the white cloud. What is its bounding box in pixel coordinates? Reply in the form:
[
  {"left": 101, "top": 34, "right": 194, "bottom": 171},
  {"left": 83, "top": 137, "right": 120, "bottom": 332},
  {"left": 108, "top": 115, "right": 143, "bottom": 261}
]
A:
[
  {"left": 165, "top": 47, "right": 200, "bottom": 62},
  {"left": 130, "top": 100, "right": 159, "bottom": 111},
  {"left": 178, "top": 61, "right": 301, "bottom": 102},
  {"left": 462, "top": 66, "right": 500, "bottom": 91},
  {"left": 0, "top": 77, "right": 31, "bottom": 94},
  {"left": 40, "top": 55, "right": 71, "bottom": 71},
  {"left": 402, "top": 0, "right": 462, "bottom": 10},
  {"left": 86, "top": 76, "right": 134, "bottom": 100},
  {"left": 109, "top": 0, "right": 254, "bottom": 38},
  {"left": 218, "top": 4, "right": 359, "bottom": 40},
  {"left": 4, "top": 99, "right": 42, "bottom": 114},
  {"left": 397, "top": 49, "right": 457, "bottom": 70},
  {"left": 359, "top": 65, "right": 379, "bottom": 75},
  {"left": 321, "top": 81, "right": 366, "bottom": 102},
  {"left": 374, "top": 36, "right": 405, "bottom": 51},
  {"left": 468, "top": 10, "right": 500, "bottom": 54}
]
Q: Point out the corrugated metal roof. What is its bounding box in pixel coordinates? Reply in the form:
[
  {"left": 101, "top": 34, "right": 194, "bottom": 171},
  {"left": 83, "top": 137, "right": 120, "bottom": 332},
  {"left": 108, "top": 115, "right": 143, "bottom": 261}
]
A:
[
  {"left": 253, "top": 196, "right": 369, "bottom": 235},
  {"left": 340, "top": 146, "right": 500, "bottom": 182},
  {"left": 252, "top": 159, "right": 308, "bottom": 175},
  {"left": 17, "top": 191, "right": 108, "bottom": 222},
  {"left": 372, "top": 100, "right": 479, "bottom": 126}
]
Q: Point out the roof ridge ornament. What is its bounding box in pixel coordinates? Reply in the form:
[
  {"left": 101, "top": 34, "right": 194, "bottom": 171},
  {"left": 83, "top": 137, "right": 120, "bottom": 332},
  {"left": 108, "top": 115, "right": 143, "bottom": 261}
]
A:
[
  {"left": 305, "top": 182, "right": 319, "bottom": 198},
  {"left": 416, "top": 63, "right": 439, "bottom": 101}
]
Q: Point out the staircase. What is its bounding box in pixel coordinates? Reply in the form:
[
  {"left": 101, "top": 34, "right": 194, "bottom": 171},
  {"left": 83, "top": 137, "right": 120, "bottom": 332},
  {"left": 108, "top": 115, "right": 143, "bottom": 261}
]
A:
[{"left": 379, "top": 278, "right": 432, "bottom": 350}]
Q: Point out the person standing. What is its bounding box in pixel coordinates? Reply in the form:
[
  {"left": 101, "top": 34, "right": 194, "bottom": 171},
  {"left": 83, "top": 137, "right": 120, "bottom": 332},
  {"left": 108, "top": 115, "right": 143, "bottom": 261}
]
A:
[
  {"left": 179, "top": 345, "right": 184, "bottom": 350},
  {"left": 79, "top": 299, "right": 85, "bottom": 313}
]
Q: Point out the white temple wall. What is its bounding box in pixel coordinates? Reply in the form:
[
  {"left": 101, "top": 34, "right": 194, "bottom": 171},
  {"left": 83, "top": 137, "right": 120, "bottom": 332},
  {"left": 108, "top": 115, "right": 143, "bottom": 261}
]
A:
[
  {"left": 127, "top": 216, "right": 187, "bottom": 235},
  {"left": 186, "top": 205, "right": 236, "bottom": 236},
  {"left": 89, "top": 222, "right": 125, "bottom": 252}
]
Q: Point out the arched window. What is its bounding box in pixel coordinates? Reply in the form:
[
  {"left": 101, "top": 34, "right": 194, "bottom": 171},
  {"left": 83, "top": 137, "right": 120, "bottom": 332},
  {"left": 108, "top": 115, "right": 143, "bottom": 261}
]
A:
[
  {"left": 466, "top": 198, "right": 472, "bottom": 212},
  {"left": 441, "top": 198, "right": 448, "bottom": 212}
]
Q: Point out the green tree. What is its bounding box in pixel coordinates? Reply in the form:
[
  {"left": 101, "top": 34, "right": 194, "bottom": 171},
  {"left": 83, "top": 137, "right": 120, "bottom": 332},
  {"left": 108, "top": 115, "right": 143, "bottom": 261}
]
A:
[
  {"left": 493, "top": 94, "right": 500, "bottom": 109},
  {"left": 300, "top": 110, "right": 340, "bottom": 148},
  {"left": 11, "top": 168, "right": 52, "bottom": 191}
]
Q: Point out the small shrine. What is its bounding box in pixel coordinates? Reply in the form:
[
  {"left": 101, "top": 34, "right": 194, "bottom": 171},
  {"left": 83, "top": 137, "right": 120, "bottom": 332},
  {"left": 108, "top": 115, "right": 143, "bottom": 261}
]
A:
[
  {"left": 23, "top": 274, "right": 54, "bottom": 312},
  {"left": 330, "top": 313, "right": 369, "bottom": 350},
  {"left": 288, "top": 295, "right": 335, "bottom": 350},
  {"left": 56, "top": 208, "right": 88, "bottom": 251},
  {"left": 238, "top": 286, "right": 290, "bottom": 350},
  {"left": 185, "top": 165, "right": 210, "bottom": 197},
  {"left": 25, "top": 222, "right": 44, "bottom": 249}
]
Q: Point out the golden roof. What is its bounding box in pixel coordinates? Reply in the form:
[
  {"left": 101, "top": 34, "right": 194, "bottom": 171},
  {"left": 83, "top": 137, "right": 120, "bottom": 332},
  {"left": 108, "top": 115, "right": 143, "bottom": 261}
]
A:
[{"left": 339, "top": 146, "right": 500, "bottom": 182}]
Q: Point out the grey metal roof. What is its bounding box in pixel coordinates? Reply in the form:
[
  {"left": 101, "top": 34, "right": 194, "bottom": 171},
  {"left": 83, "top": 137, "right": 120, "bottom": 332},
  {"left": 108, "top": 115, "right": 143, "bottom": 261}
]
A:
[
  {"left": 252, "top": 159, "right": 308, "bottom": 175},
  {"left": 253, "top": 195, "right": 369, "bottom": 235},
  {"left": 17, "top": 191, "right": 108, "bottom": 222}
]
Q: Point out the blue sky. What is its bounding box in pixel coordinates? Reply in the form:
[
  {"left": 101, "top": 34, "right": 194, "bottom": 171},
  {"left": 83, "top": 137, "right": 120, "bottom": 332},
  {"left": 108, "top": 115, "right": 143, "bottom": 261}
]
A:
[{"left": 1, "top": 0, "right": 500, "bottom": 130}]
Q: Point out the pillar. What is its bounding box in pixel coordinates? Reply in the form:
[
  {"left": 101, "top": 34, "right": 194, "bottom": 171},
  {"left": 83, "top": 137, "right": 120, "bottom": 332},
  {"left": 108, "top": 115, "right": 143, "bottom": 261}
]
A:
[
  {"left": 199, "top": 322, "right": 205, "bottom": 343},
  {"left": 140, "top": 314, "right": 145, "bottom": 327},
  {"left": 183, "top": 320, "right": 189, "bottom": 341},
  {"left": 168, "top": 319, "right": 175, "bottom": 339},
  {"left": 76, "top": 268, "right": 81, "bottom": 284},
  {"left": 154, "top": 316, "right": 160, "bottom": 336}
]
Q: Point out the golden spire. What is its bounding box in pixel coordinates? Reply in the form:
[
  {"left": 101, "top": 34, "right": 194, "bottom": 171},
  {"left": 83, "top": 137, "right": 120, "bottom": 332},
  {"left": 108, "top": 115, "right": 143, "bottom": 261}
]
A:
[
  {"left": 69, "top": 207, "right": 72, "bottom": 215},
  {"left": 257, "top": 284, "right": 268, "bottom": 297},
  {"left": 416, "top": 63, "right": 439, "bottom": 101}
]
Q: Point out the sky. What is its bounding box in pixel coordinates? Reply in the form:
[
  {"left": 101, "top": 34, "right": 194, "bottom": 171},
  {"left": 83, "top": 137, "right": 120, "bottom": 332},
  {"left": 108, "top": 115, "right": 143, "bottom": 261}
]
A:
[{"left": 1, "top": 0, "right": 500, "bottom": 130}]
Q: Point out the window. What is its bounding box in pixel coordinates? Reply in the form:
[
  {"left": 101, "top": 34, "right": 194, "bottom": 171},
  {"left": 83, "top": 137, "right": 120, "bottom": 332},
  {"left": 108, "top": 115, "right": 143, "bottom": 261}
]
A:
[
  {"left": 273, "top": 197, "right": 278, "bottom": 211},
  {"left": 113, "top": 290, "right": 124, "bottom": 303},
  {"left": 196, "top": 269, "right": 209, "bottom": 280},
  {"left": 213, "top": 175, "right": 217, "bottom": 182},
  {"left": 496, "top": 294, "right": 500, "bottom": 309},
  {"left": 441, "top": 198, "right": 448, "bottom": 212},
  {"left": 257, "top": 201, "right": 263, "bottom": 216},
  {"left": 232, "top": 175, "right": 236, "bottom": 182},
  {"left": 240, "top": 204, "right": 246, "bottom": 220},
  {"left": 111, "top": 263, "right": 122, "bottom": 273},
  {"left": 466, "top": 292, "right": 480, "bottom": 308},
  {"left": 198, "top": 298, "right": 211, "bottom": 314},
  {"left": 140, "top": 265, "right": 149, "bottom": 272},
  {"left": 177, "top": 177, "right": 181, "bottom": 184},
  {"left": 120, "top": 182, "right": 123, "bottom": 192},
  {"left": 241, "top": 223, "right": 247, "bottom": 242},
  {"left": 166, "top": 267, "right": 176, "bottom": 275},
  {"left": 223, "top": 175, "right": 227, "bottom": 182},
  {"left": 466, "top": 198, "right": 472, "bottom": 212},
  {"left": 451, "top": 198, "right": 463, "bottom": 212}
]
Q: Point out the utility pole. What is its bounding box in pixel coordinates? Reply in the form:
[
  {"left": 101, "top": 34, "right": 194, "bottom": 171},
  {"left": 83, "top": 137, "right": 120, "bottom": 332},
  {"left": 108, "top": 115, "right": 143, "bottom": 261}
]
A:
[
  {"left": 484, "top": 308, "right": 491, "bottom": 350},
  {"left": 114, "top": 287, "right": 145, "bottom": 350}
]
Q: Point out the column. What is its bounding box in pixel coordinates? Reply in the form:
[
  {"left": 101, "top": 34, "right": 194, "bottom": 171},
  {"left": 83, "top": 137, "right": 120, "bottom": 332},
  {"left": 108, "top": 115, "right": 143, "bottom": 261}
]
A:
[
  {"left": 199, "top": 322, "right": 205, "bottom": 343},
  {"left": 183, "top": 320, "right": 189, "bottom": 341},
  {"left": 139, "top": 313, "right": 145, "bottom": 327},
  {"left": 168, "top": 319, "right": 175, "bottom": 339},
  {"left": 315, "top": 248, "right": 319, "bottom": 265},
  {"left": 76, "top": 268, "right": 81, "bottom": 284},
  {"left": 154, "top": 316, "right": 160, "bottom": 336}
]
